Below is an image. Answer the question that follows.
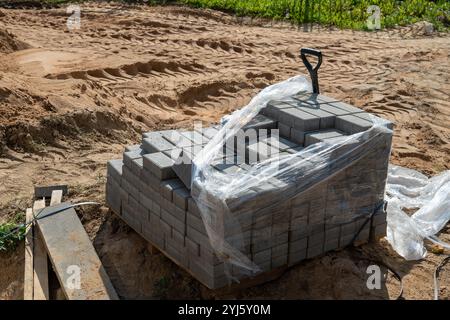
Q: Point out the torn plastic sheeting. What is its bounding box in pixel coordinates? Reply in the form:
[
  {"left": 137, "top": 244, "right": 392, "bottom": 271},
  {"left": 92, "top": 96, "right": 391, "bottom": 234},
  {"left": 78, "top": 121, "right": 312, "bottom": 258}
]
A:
[
  {"left": 386, "top": 165, "right": 450, "bottom": 260},
  {"left": 190, "top": 75, "right": 393, "bottom": 276}
]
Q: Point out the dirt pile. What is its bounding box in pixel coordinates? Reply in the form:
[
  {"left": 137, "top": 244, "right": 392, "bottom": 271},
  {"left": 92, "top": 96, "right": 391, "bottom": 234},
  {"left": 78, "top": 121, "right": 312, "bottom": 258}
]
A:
[{"left": 0, "top": 28, "right": 29, "bottom": 53}]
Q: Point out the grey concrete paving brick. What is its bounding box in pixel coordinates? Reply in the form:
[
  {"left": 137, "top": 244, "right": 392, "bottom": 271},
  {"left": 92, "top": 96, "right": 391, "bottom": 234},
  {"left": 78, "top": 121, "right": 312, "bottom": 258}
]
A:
[
  {"left": 262, "top": 135, "right": 299, "bottom": 152},
  {"left": 160, "top": 179, "right": 184, "bottom": 201},
  {"left": 107, "top": 159, "right": 123, "bottom": 182},
  {"left": 121, "top": 177, "right": 139, "bottom": 198},
  {"left": 340, "top": 222, "right": 355, "bottom": 236},
  {"left": 288, "top": 248, "right": 307, "bottom": 266},
  {"left": 185, "top": 237, "right": 200, "bottom": 256},
  {"left": 304, "top": 129, "right": 347, "bottom": 146},
  {"left": 246, "top": 140, "right": 271, "bottom": 163},
  {"left": 372, "top": 211, "right": 387, "bottom": 226},
  {"left": 143, "top": 130, "right": 162, "bottom": 139},
  {"left": 140, "top": 183, "right": 157, "bottom": 201},
  {"left": 272, "top": 221, "right": 290, "bottom": 237},
  {"left": 194, "top": 126, "right": 219, "bottom": 140},
  {"left": 123, "top": 148, "right": 145, "bottom": 168},
  {"left": 161, "top": 208, "right": 185, "bottom": 235},
  {"left": 290, "top": 128, "right": 306, "bottom": 145},
  {"left": 131, "top": 157, "right": 144, "bottom": 177},
  {"left": 152, "top": 199, "right": 161, "bottom": 217},
  {"left": 188, "top": 198, "right": 201, "bottom": 217},
  {"left": 173, "top": 187, "right": 190, "bottom": 210},
  {"left": 170, "top": 148, "right": 194, "bottom": 189},
  {"left": 289, "top": 237, "right": 307, "bottom": 252},
  {"left": 307, "top": 244, "right": 324, "bottom": 259},
  {"left": 128, "top": 193, "right": 145, "bottom": 214},
  {"left": 193, "top": 258, "right": 225, "bottom": 278},
  {"left": 252, "top": 233, "right": 287, "bottom": 253},
  {"left": 139, "top": 192, "right": 153, "bottom": 212},
  {"left": 213, "top": 162, "right": 241, "bottom": 174},
  {"left": 278, "top": 122, "right": 291, "bottom": 138},
  {"left": 308, "top": 208, "right": 326, "bottom": 225},
  {"left": 185, "top": 212, "right": 206, "bottom": 236},
  {"left": 256, "top": 260, "right": 271, "bottom": 272},
  {"left": 119, "top": 187, "right": 128, "bottom": 209},
  {"left": 325, "top": 226, "right": 340, "bottom": 241},
  {"left": 277, "top": 107, "right": 320, "bottom": 132},
  {"left": 143, "top": 152, "right": 176, "bottom": 180},
  {"left": 161, "top": 130, "right": 194, "bottom": 148},
  {"left": 324, "top": 238, "right": 339, "bottom": 252},
  {"left": 189, "top": 259, "right": 227, "bottom": 289},
  {"left": 142, "top": 134, "right": 175, "bottom": 154},
  {"left": 122, "top": 167, "right": 144, "bottom": 192},
  {"left": 262, "top": 100, "right": 293, "bottom": 120},
  {"left": 141, "top": 218, "right": 154, "bottom": 243},
  {"left": 181, "top": 130, "right": 206, "bottom": 146},
  {"left": 243, "top": 114, "right": 277, "bottom": 131},
  {"left": 319, "top": 103, "right": 355, "bottom": 116},
  {"left": 171, "top": 227, "right": 186, "bottom": 247},
  {"left": 147, "top": 214, "right": 164, "bottom": 248},
  {"left": 163, "top": 198, "right": 186, "bottom": 222},
  {"left": 253, "top": 248, "right": 271, "bottom": 264},
  {"left": 353, "top": 112, "right": 373, "bottom": 122},
  {"left": 199, "top": 247, "right": 222, "bottom": 267},
  {"left": 125, "top": 144, "right": 141, "bottom": 152},
  {"left": 141, "top": 168, "right": 162, "bottom": 191},
  {"left": 328, "top": 101, "right": 364, "bottom": 114},
  {"left": 160, "top": 217, "right": 172, "bottom": 237},
  {"left": 187, "top": 225, "right": 209, "bottom": 246},
  {"left": 272, "top": 254, "right": 288, "bottom": 269},
  {"left": 294, "top": 105, "right": 335, "bottom": 129},
  {"left": 290, "top": 223, "right": 308, "bottom": 242},
  {"left": 293, "top": 92, "right": 340, "bottom": 106},
  {"left": 122, "top": 202, "right": 142, "bottom": 234},
  {"left": 291, "top": 202, "right": 309, "bottom": 220},
  {"left": 335, "top": 115, "right": 373, "bottom": 134},
  {"left": 307, "top": 223, "right": 325, "bottom": 237},
  {"left": 308, "top": 231, "right": 325, "bottom": 248},
  {"left": 272, "top": 243, "right": 288, "bottom": 258},
  {"left": 166, "top": 240, "right": 188, "bottom": 269},
  {"left": 106, "top": 181, "right": 121, "bottom": 214}
]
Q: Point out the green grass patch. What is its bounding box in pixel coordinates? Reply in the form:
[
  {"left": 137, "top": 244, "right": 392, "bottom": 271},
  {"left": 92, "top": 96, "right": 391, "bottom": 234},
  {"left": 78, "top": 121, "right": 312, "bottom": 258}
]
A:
[
  {"left": 4, "top": 0, "right": 447, "bottom": 31},
  {"left": 0, "top": 212, "right": 26, "bottom": 252},
  {"left": 178, "top": 0, "right": 450, "bottom": 31}
]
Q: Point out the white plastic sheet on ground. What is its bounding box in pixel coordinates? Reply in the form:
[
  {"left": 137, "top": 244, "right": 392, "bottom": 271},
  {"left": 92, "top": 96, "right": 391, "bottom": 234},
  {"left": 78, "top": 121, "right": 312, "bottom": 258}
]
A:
[
  {"left": 189, "top": 75, "right": 449, "bottom": 282},
  {"left": 190, "top": 75, "right": 394, "bottom": 279},
  {"left": 386, "top": 165, "right": 450, "bottom": 260}
]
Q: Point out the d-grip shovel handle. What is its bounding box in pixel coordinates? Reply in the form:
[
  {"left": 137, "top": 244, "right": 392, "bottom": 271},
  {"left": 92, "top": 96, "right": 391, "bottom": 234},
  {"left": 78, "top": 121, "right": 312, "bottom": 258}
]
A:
[{"left": 300, "top": 48, "right": 322, "bottom": 94}]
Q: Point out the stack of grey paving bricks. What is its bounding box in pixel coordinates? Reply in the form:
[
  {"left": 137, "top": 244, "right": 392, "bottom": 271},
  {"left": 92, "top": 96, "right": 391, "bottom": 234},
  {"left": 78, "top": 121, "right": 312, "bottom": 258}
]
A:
[{"left": 106, "top": 91, "right": 393, "bottom": 289}]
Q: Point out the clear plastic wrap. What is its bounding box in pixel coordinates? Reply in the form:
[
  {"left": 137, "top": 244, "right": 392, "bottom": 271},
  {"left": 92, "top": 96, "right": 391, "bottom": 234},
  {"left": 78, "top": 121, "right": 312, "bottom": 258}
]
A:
[
  {"left": 190, "top": 75, "right": 393, "bottom": 279},
  {"left": 386, "top": 165, "right": 450, "bottom": 260}
]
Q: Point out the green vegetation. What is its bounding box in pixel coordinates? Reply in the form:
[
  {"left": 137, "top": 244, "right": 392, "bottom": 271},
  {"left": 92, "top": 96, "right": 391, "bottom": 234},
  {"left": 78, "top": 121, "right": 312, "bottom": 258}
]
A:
[
  {"left": 3, "top": 0, "right": 448, "bottom": 31},
  {"left": 0, "top": 213, "right": 26, "bottom": 252},
  {"left": 178, "top": 0, "right": 450, "bottom": 31}
]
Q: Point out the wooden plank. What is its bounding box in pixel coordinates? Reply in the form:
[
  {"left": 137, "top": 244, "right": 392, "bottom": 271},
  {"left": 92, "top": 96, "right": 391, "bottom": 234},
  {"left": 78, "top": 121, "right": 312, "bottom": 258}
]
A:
[
  {"left": 50, "top": 190, "right": 63, "bottom": 206},
  {"left": 32, "top": 199, "right": 49, "bottom": 300},
  {"left": 35, "top": 202, "right": 118, "bottom": 300},
  {"left": 23, "top": 208, "right": 34, "bottom": 300}
]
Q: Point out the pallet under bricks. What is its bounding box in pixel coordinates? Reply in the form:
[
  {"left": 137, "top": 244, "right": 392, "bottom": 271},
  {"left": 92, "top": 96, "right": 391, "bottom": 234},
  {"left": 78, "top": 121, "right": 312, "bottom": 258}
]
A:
[{"left": 105, "top": 91, "right": 393, "bottom": 289}]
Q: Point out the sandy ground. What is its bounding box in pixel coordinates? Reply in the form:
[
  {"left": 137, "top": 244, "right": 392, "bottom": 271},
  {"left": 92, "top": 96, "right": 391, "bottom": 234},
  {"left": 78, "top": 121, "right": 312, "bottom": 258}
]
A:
[{"left": 0, "top": 2, "right": 449, "bottom": 300}]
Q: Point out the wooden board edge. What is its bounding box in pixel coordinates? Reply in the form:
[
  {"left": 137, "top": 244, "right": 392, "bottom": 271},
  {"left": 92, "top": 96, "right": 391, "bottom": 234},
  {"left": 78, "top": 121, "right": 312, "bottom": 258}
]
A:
[
  {"left": 23, "top": 208, "right": 34, "bottom": 300},
  {"left": 32, "top": 199, "right": 49, "bottom": 300}
]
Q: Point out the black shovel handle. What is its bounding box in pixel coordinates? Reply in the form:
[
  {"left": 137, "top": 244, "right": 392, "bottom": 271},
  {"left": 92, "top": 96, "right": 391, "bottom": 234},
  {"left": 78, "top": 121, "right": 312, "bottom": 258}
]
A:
[{"left": 300, "top": 48, "right": 322, "bottom": 94}]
